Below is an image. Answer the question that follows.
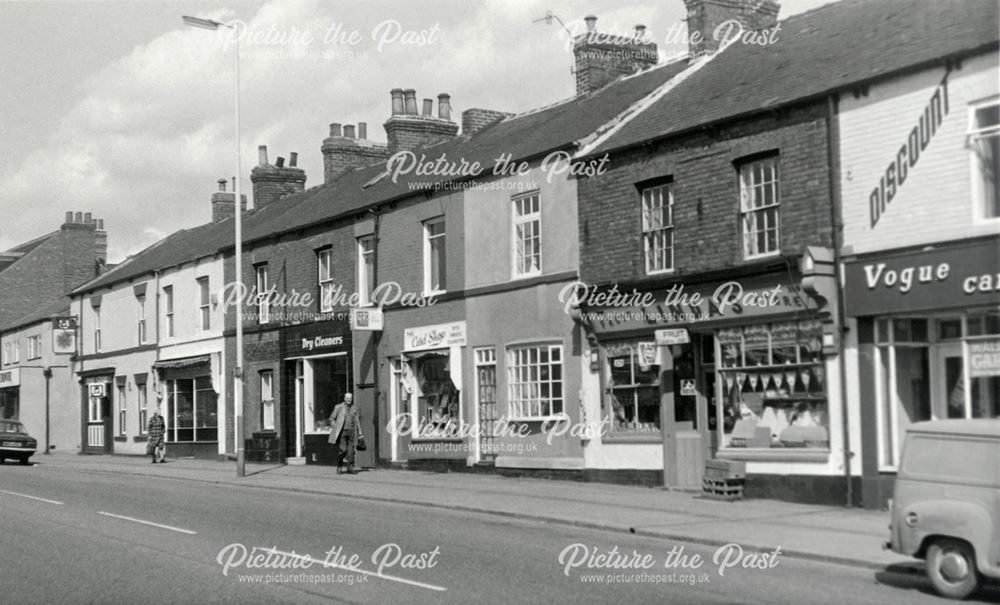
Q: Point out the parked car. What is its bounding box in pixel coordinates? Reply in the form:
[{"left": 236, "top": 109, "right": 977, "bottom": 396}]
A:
[
  {"left": 886, "top": 419, "right": 1000, "bottom": 599},
  {"left": 0, "top": 420, "right": 37, "bottom": 465}
]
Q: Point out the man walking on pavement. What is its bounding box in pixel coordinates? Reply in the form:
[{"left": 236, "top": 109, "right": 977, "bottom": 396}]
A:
[
  {"left": 327, "top": 392, "right": 364, "bottom": 474},
  {"left": 146, "top": 407, "right": 166, "bottom": 463}
]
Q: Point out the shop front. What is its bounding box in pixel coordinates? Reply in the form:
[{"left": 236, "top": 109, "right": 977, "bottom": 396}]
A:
[
  {"left": 845, "top": 236, "right": 1000, "bottom": 508},
  {"left": 281, "top": 320, "right": 369, "bottom": 466},
  {"left": 387, "top": 320, "right": 467, "bottom": 465},
  {"left": 580, "top": 255, "right": 844, "bottom": 501},
  {"left": 80, "top": 369, "right": 114, "bottom": 455},
  {"left": 0, "top": 368, "right": 19, "bottom": 421},
  {"left": 153, "top": 354, "right": 220, "bottom": 459}
]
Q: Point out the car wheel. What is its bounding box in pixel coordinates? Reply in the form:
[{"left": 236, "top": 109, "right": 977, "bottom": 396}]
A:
[
  {"left": 18, "top": 456, "right": 31, "bottom": 466},
  {"left": 927, "top": 538, "right": 979, "bottom": 600}
]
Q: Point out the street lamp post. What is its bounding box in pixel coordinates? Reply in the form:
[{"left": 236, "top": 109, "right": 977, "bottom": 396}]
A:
[{"left": 183, "top": 15, "right": 245, "bottom": 477}]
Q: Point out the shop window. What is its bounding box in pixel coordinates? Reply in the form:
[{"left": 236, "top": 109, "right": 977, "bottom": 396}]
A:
[
  {"left": 255, "top": 265, "right": 270, "bottom": 324},
  {"left": 311, "top": 356, "right": 349, "bottom": 431},
  {"left": 937, "top": 317, "right": 963, "bottom": 341},
  {"left": 718, "top": 321, "right": 828, "bottom": 449},
  {"left": 507, "top": 344, "right": 563, "bottom": 419},
  {"left": 260, "top": 370, "right": 275, "bottom": 431},
  {"left": 605, "top": 342, "right": 661, "bottom": 433},
  {"left": 969, "top": 97, "right": 1000, "bottom": 220},
  {"left": 968, "top": 309, "right": 1000, "bottom": 336},
  {"left": 165, "top": 377, "right": 218, "bottom": 442},
  {"left": 397, "top": 353, "right": 460, "bottom": 437},
  {"left": 641, "top": 183, "right": 674, "bottom": 274},
  {"left": 197, "top": 277, "right": 210, "bottom": 331},
  {"left": 318, "top": 249, "right": 334, "bottom": 312},
  {"left": 27, "top": 335, "right": 41, "bottom": 360},
  {"left": 512, "top": 193, "right": 542, "bottom": 278},
  {"left": 739, "top": 156, "right": 780, "bottom": 259},
  {"left": 163, "top": 286, "right": 174, "bottom": 338},
  {"left": 358, "top": 237, "right": 375, "bottom": 306},
  {"left": 423, "top": 218, "right": 446, "bottom": 294},
  {"left": 0, "top": 389, "right": 18, "bottom": 420}
]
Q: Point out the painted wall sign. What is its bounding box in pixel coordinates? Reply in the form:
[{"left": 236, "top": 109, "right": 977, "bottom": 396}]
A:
[
  {"left": 0, "top": 368, "right": 20, "bottom": 389},
  {"left": 404, "top": 321, "right": 467, "bottom": 352},
  {"left": 844, "top": 238, "right": 1000, "bottom": 316},
  {"left": 869, "top": 72, "right": 950, "bottom": 228},
  {"left": 970, "top": 339, "right": 1000, "bottom": 378}
]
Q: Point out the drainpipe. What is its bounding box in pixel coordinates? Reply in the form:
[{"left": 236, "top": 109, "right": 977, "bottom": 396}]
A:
[
  {"left": 826, "top": 94, "right": 853, "bottom": 507},
  {"left": 44, "top": 367, "right": 52, "bottom": 454},
  {"left": 370, "top": 207, "right": 383, "bottom": 464}
]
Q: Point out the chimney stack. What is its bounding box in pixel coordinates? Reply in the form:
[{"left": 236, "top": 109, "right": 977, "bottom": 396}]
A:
[
  {"left": 211, "top": 177, "right": 248, "bottom": 223},
  {"left": 383, "top": 89, "right": 460, "bottom": 154},
  {"left": 321, "top": 121, "right": 390, "bottom": 184},
  {"left": 683, "top": 0, "right": 780, "bottom": 56},
  {"left": 290, "top": 152, "right": 298, "bottom": 167},
  {"left": 573, "top": 14, "right": 658, "bottom": 96},
  {"left": 390, "top": 89, "right": 405, "bottom": 115},
  {"left": 462, "top": 108, "right": 514, "bottom": 135},
  {"left": 250, "top": 146, "right": 306, "bottom": 208}
]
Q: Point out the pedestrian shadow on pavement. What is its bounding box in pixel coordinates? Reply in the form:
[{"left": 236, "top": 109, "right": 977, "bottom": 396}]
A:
[{"left": 875, "top": 563, "right": 1000, "bottom": 603}]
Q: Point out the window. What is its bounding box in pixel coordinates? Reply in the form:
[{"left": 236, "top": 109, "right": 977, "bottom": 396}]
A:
[
  {"left": 475, "top": 348, "right": 498, "bottom": 459},
  {"left": 969, "top": 98, "right": 1000, "bottom": 219},
  {"left": 255, "top": 264, "right": 269, "bottom": 324},
  {"left": 605, "top": 342, "right": 661, "bottom": 433},
  {"left": 507, "top": 344, "right": 563, "bottom": 419},
  {"left": 138, "top": 383, "right": 148, "bottom": 436},
  {"left": 739, "top": 156, "right": 780, "bottom": 258},
  {"left": 197, "top": 277, "right": 210, "bottom": 331},
  {"left": 93, "top": 307, "right": 102, "bottom": 352},
  {"left": 163, "top": 286, "right": 174, "bottom": 338},
  {"left": 718, "top": 321, "right": 829, "bottom": 450},
  {"left": 165, "top": 377, "right": 218, "bottom": 442},
  {"left": 408, "top": 354, "right": 460, "bottom": 438},
  {"left": 318, "top": 249, "right": 334, "bottom": 312},
  {"left": 2, "top": 342, "right": 12, "bottom": 365},
  {"left": 423, "top": 218, "right": 446, "bottom": 293},
  {"left": 260, "top": 370, "right": 275, "bottom": 431},
  {"left": 136, "top": 295, "right": 146, "bottom": 344},
  {"left": 641, "top": 184, "right": 674, "bottom": 273},
  {"left": 512, "top": 193, "right": 542, "bottom": 277},
  {"left": 117, "top": 382, "right": 126, "bottom": 436},
  {"left": 27, "top": 335, "right": 41, "bottom": 360},
  {"left": 358, "top": 237, "right": 375, "bottom": 305}
]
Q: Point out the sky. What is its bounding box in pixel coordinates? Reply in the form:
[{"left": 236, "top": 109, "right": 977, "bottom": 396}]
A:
[{"left": 0, "top": 0, "right": 838, "bottom": 263}]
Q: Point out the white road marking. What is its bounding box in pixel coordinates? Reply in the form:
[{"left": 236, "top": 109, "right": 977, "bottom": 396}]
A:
[
  {"left": 0, "top": 489, "right": 64, "bottom": 505},
  {"left": 258, "top": 546, "right": 447, "bottom": 592},
  {"left": 98, "top": 511, "right": 197, "bottom": 535}
]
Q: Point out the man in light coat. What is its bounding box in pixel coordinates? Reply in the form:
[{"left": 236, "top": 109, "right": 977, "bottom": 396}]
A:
[{"left": 327, "top": 392, "right": 364, "bottom": 474}]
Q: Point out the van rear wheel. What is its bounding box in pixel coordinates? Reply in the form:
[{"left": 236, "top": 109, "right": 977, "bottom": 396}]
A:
[{"left": 927, "top": 538, "right": 979, "bottom": 600}]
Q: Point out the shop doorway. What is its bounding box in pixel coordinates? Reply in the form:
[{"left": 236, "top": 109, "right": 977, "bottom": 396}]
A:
[
  {"left": 662, "top": 336, "right": 711, "bottom": 490},
  {"left": 935, "top": 343, "right": 967, "bottom": 419}
]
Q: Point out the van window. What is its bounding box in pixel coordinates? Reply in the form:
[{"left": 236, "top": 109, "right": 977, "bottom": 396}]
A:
[{"left": 902, "top": 435, "right": 999, "bottom": 483}]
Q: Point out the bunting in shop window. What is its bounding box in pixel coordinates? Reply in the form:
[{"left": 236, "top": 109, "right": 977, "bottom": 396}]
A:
[
  {"left": 748, "top": 373, "right": 760, "bottom": 391},
  {"left": 813, "top": 366, "right": 825, "bottom": 388},
  {"left": 785, "top": 371, "right": 797, "bottom": 392},
  {"left": 771, "top": 373, "right": 783, "bottom": 389},
  {"left": 724, "top": 374, "right": 736, "bottom": 394},
  {"left": 736, "top": 372, "right": 747, "bottom": 391},
  {"left": 800, "top": 369, "right": 812, "bottom": 391}
]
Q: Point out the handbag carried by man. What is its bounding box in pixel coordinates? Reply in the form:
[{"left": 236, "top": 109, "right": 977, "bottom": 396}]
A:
[{"left": 356, "top": 436, "right": 367, "bottom": 451}]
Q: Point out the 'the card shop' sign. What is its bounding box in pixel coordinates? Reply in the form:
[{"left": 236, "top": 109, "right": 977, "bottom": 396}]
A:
[
  {"left": 404, "top": 321, "right": 466, "bottom": 352},
  {"left": 844, "top": 238, "right": 1000, "bottom": 316}
]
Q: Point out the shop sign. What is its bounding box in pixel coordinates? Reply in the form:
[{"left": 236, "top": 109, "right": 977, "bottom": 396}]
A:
[
  {"left": 0, "top": 368, "right": 19, "bottom": 389},
  {"left": 283, "top": 320, "right": 352, "bottom": 358},
  {"left": 655, "top": 328, "right": 690, "bottom": 345},
  {"left": 680, "top": 379, "right": 696, "bottom": 397},
  {"left": 844, "top": 238, "right": 1000, "bottom": 316},
  {"left": 89, "top": 383, "right": 105, "bottom": 397},
  {"left": 404, "top": 321, "right": 466, "bottom": 352},
  {"left": 969, "top": 339, "right": 1000, "bottom": 378},
  {"left": 350, "top": 307, "right": 384, "bottom": 331},
  {"left": 52, "top": 317, "right": 77, "bottom": 355}
]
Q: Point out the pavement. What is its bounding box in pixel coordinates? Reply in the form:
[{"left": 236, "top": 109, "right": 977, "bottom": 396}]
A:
[{"left": 34, "top": 452, "right": 909, "bottom": 571}]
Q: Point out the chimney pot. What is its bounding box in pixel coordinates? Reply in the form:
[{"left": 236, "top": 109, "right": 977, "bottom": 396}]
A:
[
  {"left": 75, "top": 212, "right": 83, "bottom": 223},
  {"left": 437, "top": 94, "right": 452, "bottom": 120},
  {"left": 84, "top": 212, "right": 92, "bottom": 224},
  {"left": 585, "top": 15, "right": 597, "bottom": 31},
  {"left": 358, "top": 122, "right": 368, "bottom": 139},
  {"left": 344, "top": 125, "right": 356, "bottom": 139},
  {"left": 635, "top": 24, "right": 646, "bottom": 36},
  {"left": 276, "top": 156, "right": 285, "bottom": 168},
  {"left": 97, "top": 219, "right": 104, "bottom": 230},
  {"left": 422, "top": 98, "right": 434, "bottom": 116},
  {"left": 258, "top": 145, "right": 269, "bottom": 166},
  {"left": 403, "top": 89, "right": 417, "bottom": 115},
  {"left": 290, "top": 152, "right": 298, "bottom": 167},
  {"left": 65, "top": 211, "right": 73, "bottom": 223},
  {"left": 217, "top": 178, "right": 228, "bottom": 192},
  {"left": 232, "top": 177, "right": 236, "bottom": 191},
  {"left": 330, "top": 122, "right": 343, "bottom": 137},
  {"left": 390, "top": 88, "right": 405, "bottom": 115}
]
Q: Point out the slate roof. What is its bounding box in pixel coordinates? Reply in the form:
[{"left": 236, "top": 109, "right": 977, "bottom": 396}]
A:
[
  {"left": 71, "top": 59, "right": 690, "bottom": 293},
  {"left": 3, "top": 298, "right": 70, "bottom": 332},
  {"left": 593, "top": 0, "right": 1000, "bottom": 154}
]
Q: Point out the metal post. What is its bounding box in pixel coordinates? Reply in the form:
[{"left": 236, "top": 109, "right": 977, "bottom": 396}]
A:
[{"left": 233, "top": 30, "right": 245, "bottom": 478}]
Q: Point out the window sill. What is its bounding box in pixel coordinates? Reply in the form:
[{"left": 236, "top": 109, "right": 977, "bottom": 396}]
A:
[
  {"left": 603, "top": 432, "right": 662, "bottom": 444},
  {"left": 716, "top": 448, "right": 830, "bottom": 463},
  {"left": 113, "top": 436, "right": 127, "bottom": 442},
  {"left": 511, "top": 271, "right": 542, "bottom": 281},
  {"left": 132, "top": 435, "right": 149, "bottom": 442},
  {"left": 743, "top": 251, "right": 781, "bottom": 262},
  {"left": 422, "top": 289, "right": 446, "bottom": 298},
  {"left": 507, "top": 415, "right": 567, "bottom": 423},
  {"left": 645, "top": 268, "right": 675, "bottom": 277}
]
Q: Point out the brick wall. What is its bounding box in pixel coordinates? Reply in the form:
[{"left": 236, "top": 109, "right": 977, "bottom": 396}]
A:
[
  {"left": 383, "top": 116, "right": 459, "bottom": 155},
  {"left": 250, "top": 165, "right": 306, "bottom": 209},
  {"left": 461, "top": 108, "right": 513, "bottom": 135},
  {"left": 579, "top": 102, "right": 833, "bottom": 284},
  {"left": 684, "top": 0, "right": 780, "bottom": 55}
]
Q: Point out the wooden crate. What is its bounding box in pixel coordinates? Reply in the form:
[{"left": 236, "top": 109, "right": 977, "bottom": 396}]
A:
[
  {"left": 704, "top": 459, "right": 746, "bottom": 481},
  {"left": 702, "top": 477, "right": 745, "bottom": 501}
]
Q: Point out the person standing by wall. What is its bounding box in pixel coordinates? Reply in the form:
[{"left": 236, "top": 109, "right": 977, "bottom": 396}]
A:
[
  {"left": 327, "top": 392, "right": 364, "bottom": 474},
  {"left": 147, "top": 407, "right": 166, "bottom": 463}
]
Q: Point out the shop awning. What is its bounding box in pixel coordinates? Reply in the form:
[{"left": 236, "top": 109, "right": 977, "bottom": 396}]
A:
[
  {"left": 401, "top": 350, "right": 448, "bottom": 361},
  {"left": 153, "top": 355, "right": 210, "bottom": 370}
]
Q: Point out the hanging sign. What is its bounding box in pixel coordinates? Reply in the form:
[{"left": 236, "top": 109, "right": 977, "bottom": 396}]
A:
[
  {"left": 52, "top": 317, "right": 77, "bottom": 355},
  {"left": 655, "top": 328, "right": 690, "bottom": 345},
  {"left": 350, "top": 307, "right": 384, "bottom": 331}
]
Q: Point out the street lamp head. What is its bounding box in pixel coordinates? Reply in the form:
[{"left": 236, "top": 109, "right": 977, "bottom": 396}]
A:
[{"left": 182, "top": 15, "right": 228, "bottom": 30}]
